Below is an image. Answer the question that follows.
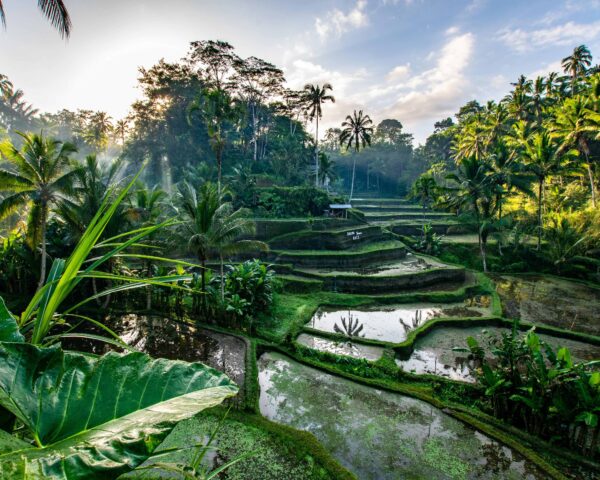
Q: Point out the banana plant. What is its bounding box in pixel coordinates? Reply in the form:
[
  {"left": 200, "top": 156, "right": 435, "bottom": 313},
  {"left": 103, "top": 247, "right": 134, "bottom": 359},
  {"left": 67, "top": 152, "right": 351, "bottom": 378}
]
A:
[
  {"left": 14, "top": 168, "right": 198, "bottom": 347},
  {"left": 0, "top": 310, "right": 237, "bottom": 478}
]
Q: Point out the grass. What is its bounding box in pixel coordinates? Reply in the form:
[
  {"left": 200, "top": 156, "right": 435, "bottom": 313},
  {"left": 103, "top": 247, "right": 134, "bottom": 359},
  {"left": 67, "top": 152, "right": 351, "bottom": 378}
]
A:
[
  {"left": 125, "top": 408, "right": 355, "bottom": 480},
  {"left": 274, "top": 240, "right": 405, "bottom": 256},
  {"left": 254, "top": 280, "right": 489, "bottom": 344}
]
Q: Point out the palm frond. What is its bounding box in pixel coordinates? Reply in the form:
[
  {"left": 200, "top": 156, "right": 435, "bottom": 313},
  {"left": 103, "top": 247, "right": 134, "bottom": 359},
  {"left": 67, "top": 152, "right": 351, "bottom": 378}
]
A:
[{"left": 38, "top": 0, "right": 72, "bottom": 38}]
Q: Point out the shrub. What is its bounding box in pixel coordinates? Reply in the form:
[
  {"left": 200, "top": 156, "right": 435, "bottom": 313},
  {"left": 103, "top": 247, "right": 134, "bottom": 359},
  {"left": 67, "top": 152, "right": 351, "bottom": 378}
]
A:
[
  {"left": 224, "top": 260, "right": 275, "bottom": 317},
  {"left": 244, "top": 186, "right": 330, "bottom": 217}
]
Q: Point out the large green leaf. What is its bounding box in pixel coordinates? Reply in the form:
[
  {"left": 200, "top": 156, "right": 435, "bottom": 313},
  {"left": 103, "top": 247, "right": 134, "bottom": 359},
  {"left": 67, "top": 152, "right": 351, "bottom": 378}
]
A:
[
  {"left": 0, "top": 343, "right": 238, "bottom": 479},
  {"left": 0, "top": 297, "right": 23, "bottom": 343}
]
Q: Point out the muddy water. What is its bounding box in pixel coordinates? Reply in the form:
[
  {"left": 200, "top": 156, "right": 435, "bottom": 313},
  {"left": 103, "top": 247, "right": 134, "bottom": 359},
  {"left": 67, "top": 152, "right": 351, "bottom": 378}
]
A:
[
  {"left": 493, "top": 275, "right": 600, "bottom": 336},
  {"left": 308, "top": 297, "right": 491, "bottom": 343},
  {"left": 63, "top": 315, "right": 246, "bottom": 390},
  {"left": 258, "top": 352, "right": 549, "bottom": 480},
  {"left": 301, "top": 252, "right": 441, "bottom": 276},
  {"left": 296, "top": 333, "right": 384, "bottom": 361},
  {"left": 396, "top": 325, "right": 600, "bottom": 383}
]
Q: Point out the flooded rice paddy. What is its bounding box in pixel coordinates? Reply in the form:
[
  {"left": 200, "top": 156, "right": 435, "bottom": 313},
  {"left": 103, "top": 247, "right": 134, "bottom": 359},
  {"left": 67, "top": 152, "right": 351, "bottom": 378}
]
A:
[
  {"left": 258, "top": 352, "right": 548, "bottom": 480},
  {"left": 396, "top": 325, "right": 600, "bottom": 382},
  {"left": 494, "top": 275, "right": 600, "bottom": 336},
  {"left": 296, "top": 333, "right": 385, "bottom": 360},
  {"left": 64, "top": 314, "right": 247, "bottom": 391},
  {"left": 307, "top": 296, "right": 491, "bottom": 343},
  {"left": 300, "top": 252, "right": 446, "bottom": 277}
]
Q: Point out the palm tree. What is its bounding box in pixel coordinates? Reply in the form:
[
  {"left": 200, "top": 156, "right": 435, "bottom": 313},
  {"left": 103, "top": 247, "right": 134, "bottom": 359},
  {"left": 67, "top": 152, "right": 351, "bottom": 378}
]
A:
[
  {"left": 126, "top": 183, "right": 167, "bottom": 310},
  {"left": 114, "top": 119, "right": 129, "bottom": 146},
  {"left": 562, "top": 45, "right": 592, "bottom": 88},
  {"left": 520, "top": 130, "right": 574, "bottom": 250},
  {"left": 175, "top": 181, "right": 267, "bottom": 301},
  {"left": 56, "top": 155, "right": 128, "bottom": 307},
  {"left": 340, "top": 110, "right": 373, "bottom": 201},
  {"left": 443, "top": 156, "right": 497, "bottom": 271},
  {"left": 0, "top": 74, "right": 13, "bottom": 98},
  {"left": 317, "top": 151, "right": 336, "bottom": 188},
  {"left": 410, "top": 174, "right": 438, "bottom": 222},
  {"left": 188, "top": 88, "right": 240, "bottom": 197},
  {"left": 551, "top": 96, "right": 600, "bottom": 207},
  {"left": 0, "top": 132, "right": 78, "bottom": 287},
  {"left": 0, "top": 0, "right": 71, "bottom": 38},
  {"left": 84, "top": 112, "right": 113, "bottom": 151},
  {"left": 303, "top": 83, "right": 335, "bottom": 187}
]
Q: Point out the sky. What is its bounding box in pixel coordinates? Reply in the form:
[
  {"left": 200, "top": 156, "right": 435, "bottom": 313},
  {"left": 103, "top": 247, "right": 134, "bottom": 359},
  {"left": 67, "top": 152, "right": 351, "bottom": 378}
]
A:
[{"left": 1, "top": 0, "right": 600, "bottom": 143}]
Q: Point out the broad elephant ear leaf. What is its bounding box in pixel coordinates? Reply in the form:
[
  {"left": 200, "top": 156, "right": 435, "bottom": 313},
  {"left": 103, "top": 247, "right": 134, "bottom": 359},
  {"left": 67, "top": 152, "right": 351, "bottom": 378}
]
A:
[
  {"left": 0, "top": 297, "right": 23, "bottom": 343},
  {"left": 0, "top": 343, "right": 237, "bottom": 479}
]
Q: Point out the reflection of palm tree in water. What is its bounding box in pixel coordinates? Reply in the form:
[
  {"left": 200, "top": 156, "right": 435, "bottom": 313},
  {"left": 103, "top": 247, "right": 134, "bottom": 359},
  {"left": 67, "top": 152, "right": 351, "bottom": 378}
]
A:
[
  {"left": 334, "top": 312, "right": 365, "bottom": 337},
  {"left": 400, "top": 309, "right": 424, "bottom": 333}
]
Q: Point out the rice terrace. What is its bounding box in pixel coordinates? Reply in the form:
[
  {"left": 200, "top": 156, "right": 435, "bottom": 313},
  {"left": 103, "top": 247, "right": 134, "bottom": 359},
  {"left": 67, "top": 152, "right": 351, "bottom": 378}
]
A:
[{"left": 0, "top": 1, "right": 599, "bottom": 478}]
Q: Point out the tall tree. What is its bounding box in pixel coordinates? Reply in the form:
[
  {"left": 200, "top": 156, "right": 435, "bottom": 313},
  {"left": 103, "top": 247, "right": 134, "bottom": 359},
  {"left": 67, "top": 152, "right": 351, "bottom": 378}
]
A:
[
  {"left": 562, "top": 45, "right": 592, "bottom": 88},
  {"left": 552, "top": 95, "right": 600, "bottom": 206},
  {"left": 303, "top": 83, "right": 335, "bottom": 187},
  {"left": 520, "top": 129, "right": 574, "bottom": 250},
  {"left": 443, "top": 157, "right": 497, "bottom": 272},
  {"left": 0, "top": 0, "right": 71, "bottom": 38},
  {"left": 84, "top": 111, "right": 113, "bottom": 151},
  {"left": 188, "top": 87, "right": 240, "bottom": 197},
  {"left": 187, "top": 40, "right": 239, "bottom": 90},
  {"left": 340, "top": 110, "right": 373, "bottom": 200},
  {"left": 0, "top": 132, "right": 78, "bottom": 287},
  {"left": 175, "top": 182, "right": 266, "bottom": 301},
  {"left": 233, "top": 56, "right": 285, "bottom": 162}
]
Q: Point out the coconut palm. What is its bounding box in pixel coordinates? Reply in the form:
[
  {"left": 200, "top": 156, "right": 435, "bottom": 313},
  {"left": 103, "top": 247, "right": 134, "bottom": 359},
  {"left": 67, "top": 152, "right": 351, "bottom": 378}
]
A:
[
  {"left": 0, "top": 0, "right": 71, "bottom": 38},
  {"left": 175, "top": 181, "right": 267, "bottom": 301},
  {"left": 340, "top": 110, "right": 373, "bottom": 201},
  {"left": 114, "top": 119, "right": 129, "bottom": 146},
  {"left": 551, "top": 95, "right": 600, "bottom": 206},
  {"left": 317, "top": 151, "right": 336, "bottom": 187},
  {"left": 520, "top": 130, "right": 575, "bottom": 250},
  {"left": 0, "top": 74, "right": 13, "bottom": 98},
  {"left": 56, "top": 154, "right": 126, "bottom": 243},
  {"left": 562, "top": 45, "right": 592, "bottom": 86},
  {"left": 303, "top": 83, "right": 335, "bottom": 187},
  {"left": 443, "top": 156, "right": 497, "bottom": 271},
  {"left": 0, "top": 132, "right": 79, "bottom": 287},
  {"left": 84, "top": 112, "right": 113, "bottom": 151}
]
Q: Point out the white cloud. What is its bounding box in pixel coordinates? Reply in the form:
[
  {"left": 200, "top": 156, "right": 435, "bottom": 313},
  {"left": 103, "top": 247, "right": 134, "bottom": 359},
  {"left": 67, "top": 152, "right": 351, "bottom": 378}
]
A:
[
  {"left": 315, "top": 0, "right": 369, "bottom": 40},
  {"left": 466, "top": 0, "right": 486, "bottom": 13},
  {"left": 378, "top": 32, "right": 475, "bottom": 132},
  {"left": 386, "top": 63, "right": 411, "bottom": 82},
  {"left": 445, "top": 26, "right": 460, "bottom": 36},
  {"left": 528, "top": 60, "right": 563, "bottom": 79},
  {"left": 497, "top": 20, "right": 600, "bottom": 53},
  {"left": 490, "top": 74, "right": 508, "bottom": 90}
]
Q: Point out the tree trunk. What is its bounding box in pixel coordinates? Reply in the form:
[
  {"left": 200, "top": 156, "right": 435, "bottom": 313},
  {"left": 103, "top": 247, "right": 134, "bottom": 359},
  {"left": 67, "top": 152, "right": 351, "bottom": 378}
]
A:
[
  {"left": 146, "top": 259, "right": 152, "bottom": 311},
  {"left": 253, "top": 104, "right": 258, "bottom": 163},
  {"left": 350, "top": 156, "right": 357, "bottom": 202},
  {"left": 537, "top": 178, "right": 543, "bottom": 251},
  {"left": 217, "top": 147, "right": 222, "bottom": 199},
  {"left": 585, "top": 150, "right": 596, "bottom": 207},
  {"left": 315, "top": 115, "right": 319, "bottom": 187},
  {"left": 37, "top": 203, "right": 48, "bottom": 290},
  {"left": 200, "top": 257, "right": 207, "bottom": 315},
  {"left": 220, "top": 253, "right": 225, "bottom": 302},
  {"left": 480, "top": 234, "right": 488, "bottom": 273}
]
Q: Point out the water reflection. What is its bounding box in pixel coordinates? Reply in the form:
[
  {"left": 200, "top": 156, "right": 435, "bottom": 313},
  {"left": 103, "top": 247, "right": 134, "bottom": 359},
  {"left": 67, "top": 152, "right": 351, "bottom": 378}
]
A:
[
  {"left": 296, "top": 333, "right": 384, "bottom": 361},
  {"left": 62, "top": 315, "right": 247, "bottom": 389},
  {"left": 258, "top": 352, "right": 548, "bottom": 480},
  {"left": 309, "top": 297, "right": 492, "bottom": 343},
  {"left": 396, "top": 325, "right": 600, "bottom": 383}
]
